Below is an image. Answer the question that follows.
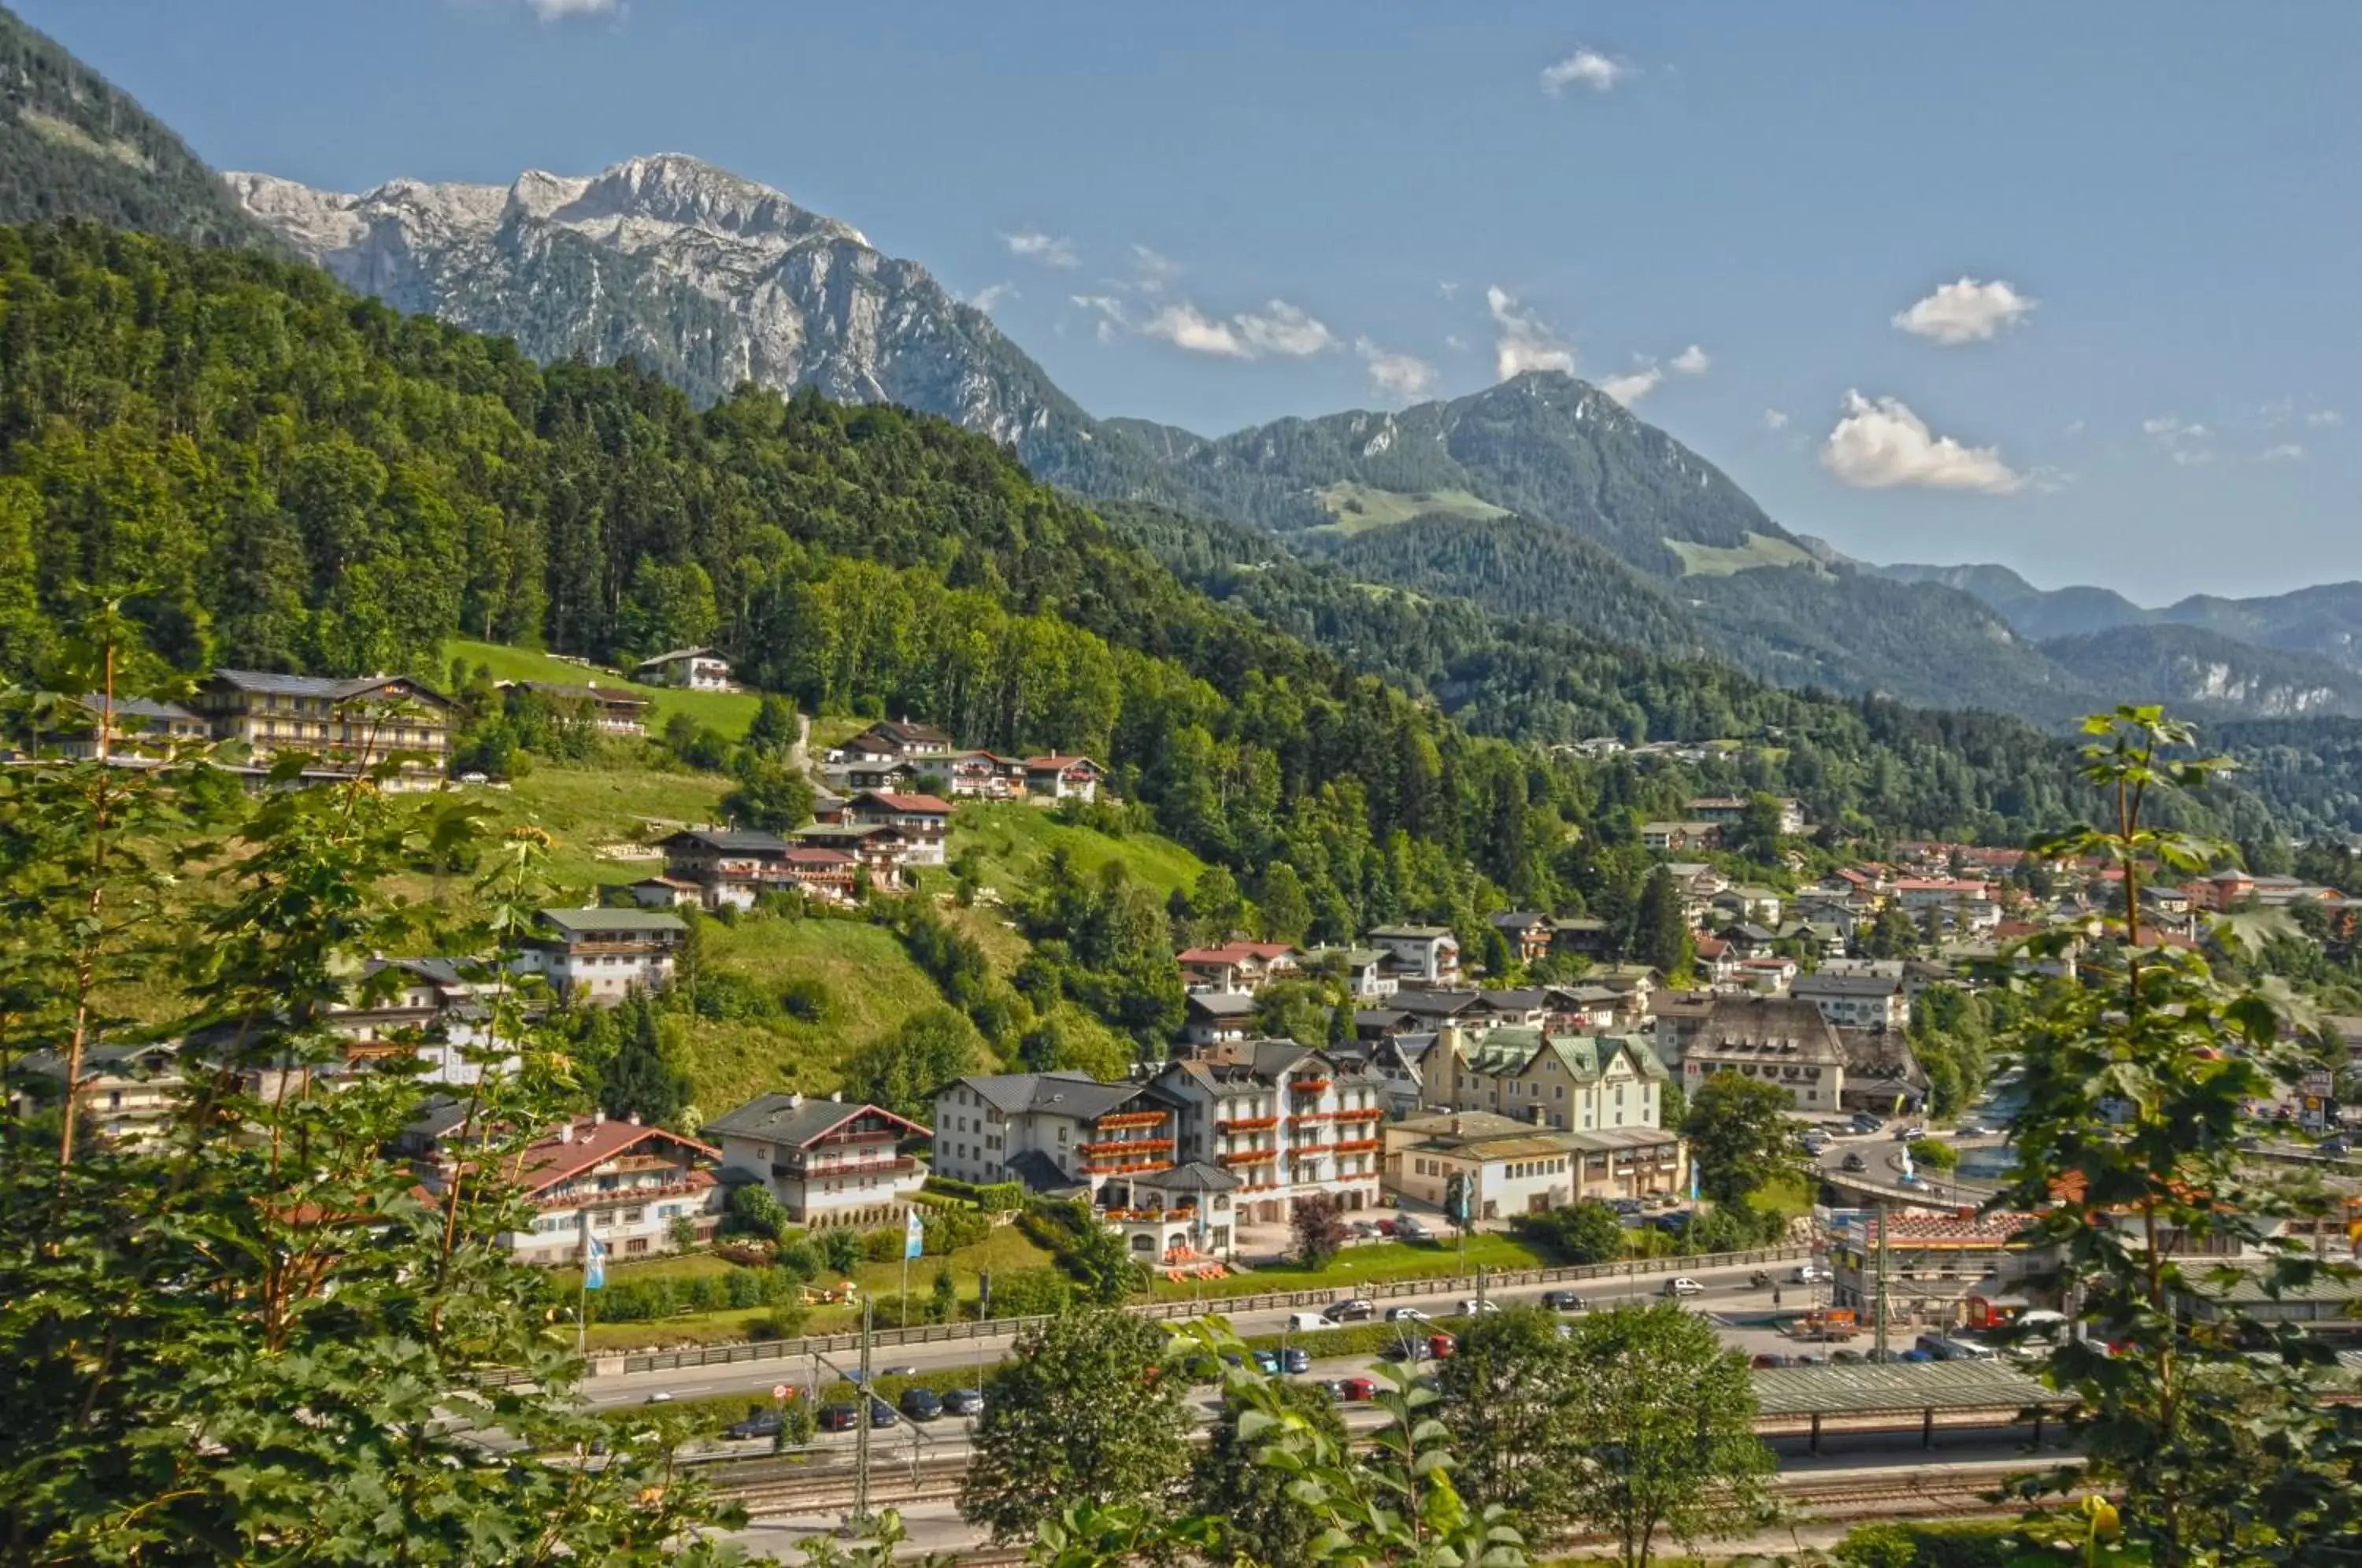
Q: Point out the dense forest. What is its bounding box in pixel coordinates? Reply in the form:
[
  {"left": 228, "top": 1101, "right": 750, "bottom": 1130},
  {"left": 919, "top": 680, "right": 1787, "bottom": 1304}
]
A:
[{"left": 0, "top": 223, "right": 2302, "bottom": 899}]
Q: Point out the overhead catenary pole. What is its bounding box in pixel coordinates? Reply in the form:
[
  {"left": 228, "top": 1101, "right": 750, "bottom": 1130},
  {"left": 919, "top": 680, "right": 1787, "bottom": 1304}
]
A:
[
  {"left": 852, "top": 1296, "right": 875, "bottom": 1528},
  {"left": 1874, "top": 1201, "right": 1891, "bottom": 1360}
]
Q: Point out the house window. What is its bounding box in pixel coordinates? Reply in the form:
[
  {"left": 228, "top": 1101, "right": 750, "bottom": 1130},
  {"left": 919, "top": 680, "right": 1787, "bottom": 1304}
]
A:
[{"left": 624, "top": 1207, "right": 645, "bottom": 1224}]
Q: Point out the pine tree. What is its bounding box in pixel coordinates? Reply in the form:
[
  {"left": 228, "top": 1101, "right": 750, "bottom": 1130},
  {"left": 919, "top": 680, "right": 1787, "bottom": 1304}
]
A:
[
  {"left": 1632, "top": 865, "right": 1688, "bottom": 975},
  {"left": 599, "top": 993, "right": 692, "bottom": 1127}
]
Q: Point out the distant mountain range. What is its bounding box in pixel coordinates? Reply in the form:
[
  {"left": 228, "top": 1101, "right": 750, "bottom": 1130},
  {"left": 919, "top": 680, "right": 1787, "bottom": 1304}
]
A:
[
  {"left": 1872, "top": 560, "right": 2362, "bottom": 674},
  {"left": 4, "top": 0, "right": 2345, "bottom": 731}
]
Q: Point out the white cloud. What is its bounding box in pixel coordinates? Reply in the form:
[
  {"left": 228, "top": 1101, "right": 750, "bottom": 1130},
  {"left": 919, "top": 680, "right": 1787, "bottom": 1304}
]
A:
[
  {"left": 1357, "top": 338, "right": 1438, "bottom": 402},
  {"left": 1001, "top": 230, "right": 1078, "bottom": 269},
  {"left": 1130, "top": 244, "right": 1183, "bottom": 294},
  {"left": 1820, "top": 390, "right": 2022, "bottom": 494},
  {"left": 1486, "top": 286, "right": 1576, "bottom": 379},
  {"left": 1598, "top": 364, "right": 1664, "bottom": 405},
  {"left": 2308, "top": 409, "right": 2344, "bottom": 427},
  {"left": 1438, "top": 281, "right": 1461, "bottom": 301},
  {"left": 2260, "top": 443, "right": 2305, "bottom": 463},
  {"left": 1138, "top": 302, "right": 1246, "bottom": 357},
  {"left": 2143, "top": 416, "right": 2207, "bottom": 440},
  {"left": 2173, "top": 448, "right": 2216, "bottom": 467},
  {"left": 1764, "top": 409, "right": 1790, "bottom": 431},
  {"left": 1671, "top": 343, "right": 1711, "bottom": 375},
  {"left": 966, "top": 283, "right": 1018, "bottom": 313},
  {"left": 1541, "top": 48, "right": 1631, "bottom": 95},
  {"left": 1443, "top": 334, "right": 1468, "bottom": 352},
  {"left": 1891, "top": 277, "right": 2037, "bottom": 345},
  {"left": 1232, "top": 300, "right": 1335, "bottom": 357},
  {"left": 2064, "top": 419, "right": 2086, "bottom": 436},
  {"left": 1071, "top": 294, "right": 1129, "bottom": 346},
  {"left": 524, "top": 0, "right": 619, "bottom": 17}
]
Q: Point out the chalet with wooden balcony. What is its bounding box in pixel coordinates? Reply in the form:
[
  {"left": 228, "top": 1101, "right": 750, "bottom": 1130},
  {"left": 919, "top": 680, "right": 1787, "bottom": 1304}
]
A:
[
  {"left": 946, "top": 749, "right": 1024, "bottom": 799},
  {"left": 513, "top": 907, "right": 684, "bottom": 1004},
  {"left": 929, "top": 1070, "right": 1184, "bottom": 1199},
  {"left": 194, "top": 668, "right": 455, "bottom": 785},
  {"left": 843, "top": 791, "right": 953, "bottom": 867},
  {"left": 56, "top": 694, "right": 209, "bottom": 760},
  {"left": 1151, "top": 1042, "right": 1386, "bottom": 1224},
  {"left": 792, "top": 822, "right": 909, "bottom": 889},
  {"left": 447, "top": 1110, "right": 720, "bottom": 1266},
  {"left": 1022, "top": 754, "right": 1104, "bottom": 801},
  {"left": 494, "top": 679, "right": 650, "bottom": 737},
  {"left": 1176, "top": 941, "right": 1301, "bottom": 995},
  {"left": 704, "top": 1093, "right": 930, "bottom": 1230}
]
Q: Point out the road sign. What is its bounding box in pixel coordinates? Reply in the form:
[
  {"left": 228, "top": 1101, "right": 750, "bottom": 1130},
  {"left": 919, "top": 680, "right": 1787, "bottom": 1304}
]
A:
[{"left": 773, "top": 1384, "right": 790, "bottom": 1402}]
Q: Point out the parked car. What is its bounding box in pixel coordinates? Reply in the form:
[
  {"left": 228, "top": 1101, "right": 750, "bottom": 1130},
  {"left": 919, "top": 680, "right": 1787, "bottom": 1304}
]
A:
[
  {"left": 2321, "top": 1136, "right": 2351, "bottom": 1156},
  {"left": 1385, "top": 1305, "right": 1430, "bottom": 1323},
  {"left": 1393, "top": 1218, "right": 1431, "bottom": 1241},
  {"left": 942, "top": 1388, "right": 985, "bottom": 1418},
  {"left": 1750, "top": 1353, "right": 1793, "bottom": 1369},
  {"left": 1539, "top": 1289, "right": 1586, "bottom": 1311},
  {"left": 1831, "top": 1349, "right": 1865, "bottom": 1366},
  {"left": 1379, "top": 1338, "right": 1433, "bottom": 1363},
  {"left": 1454, "top": 1297, "right": 1502, "bottom": 1316},
  {"left": 1607, "top": 1196, "right": 1646, "bottom": 1215},
  {"left": 1660, "top": 1276, "right": 1705, "bottom": 1298},
  {"left": 1251, "top": 1349, "right": 1281, "bottom": 1375},
  {"left": 1427, "top": 1333, "right": 1457, "bottom": 1359},
  {"left": 899, "top": 1387, "right": 942, "bottom": 1422},
  {"left": 1851, "top": 1113, "right": 1886, "bottom": 1133},
  {"left": 867, "top": 1399, "right": 898, "bottom": 1428},
  {"left": 1323, "top": 1297, "right": 1377, "bottom": 1323},
  {"left": 816, "top": 1403, "right": 859, "bottom": 1433},
  {"left": 1350, "top": 1220, "right": 1383, "bottom": 1239},
  {"left": 1279, "top": 1347, "right": 1311, "bottom": 1375},
  {"left": 1790, "top": 1263, "right": 1831, "bottom": 1284},
  {"left": 1335, "top": 1375, "right": 1377, "bottom": 1402},
  {"left": 1893, "top": 1125, "right": 1927, "bottom": 1142},
  {"left": 1794, "top": 1353, "right": 1823, "bottom": 1366},
  {"left": 726, "top": 1407, "right": 785, "bottom": 1440},
  {"left": 1841, "top": 1152, "right": 1869, "bottom": 1173}
]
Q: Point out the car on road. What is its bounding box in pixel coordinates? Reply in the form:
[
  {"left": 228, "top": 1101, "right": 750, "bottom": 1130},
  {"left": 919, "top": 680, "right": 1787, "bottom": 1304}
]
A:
[
  {"left": 457, "top": 771, "right": 489, "bottom": 784},
  {"left": 1322, "top": 1297, "right": 1377, "bottom": 1323},
  {"left": 1893, "top": 1125, "right": 1927, "bottom": 1142},
  {"left": 1393, "top": 1219, "right": 1431, "bottom": 1241},
  {"left": 1386, "top": 1305, "right": 1430, "bottom": 1323},
  {"left": 1350, "top": 1220, "right": 1383, "bottom": 1239},
  {"left": 816, "top": 1403, "right": 860, "bottom": 1433},
  {"left": 1660, "top": 1276, "right": 1705, "bottom": 1298},
  {"left": 642, "top": 1390, "right": 674, "bottom": 1404},
  {"left": 899, "top": 1387, "right": 942, "bottom": 1422},
  {"left": 1800, "top": 1133, "right": 1831, "bottom": 1156},
  {"left": 1278, "top": 1348, "right": 1311, "bottom": 1374},
  {"left": 1454, "top": 1297, "right": 1502, "bottom": 1316},
  {"left": 1539, "top": 1289, "right": 1586, "bottom": 1312},
  {"left": 1831, "top": 1349, "right": 1865, "bottom": 1365},
  {"left": 1790, "top": 1263, "right": 1831, "bottom": 1284},
  {"left": 1841, "top": 1152, "right": 1868, "bottom": 1173},
  {"left": 2322, "top": 1137, "right": 2352, "bottom": 1156},
  {"left": 726, "top": 1407, "right": 785, "bottom": 1440},
  {"left": 1851, "top": 1112, "right": 1886, "bottom": 1133},
  {"left": 942, "top": 1388, "right": 985, "bottom": 1418}
]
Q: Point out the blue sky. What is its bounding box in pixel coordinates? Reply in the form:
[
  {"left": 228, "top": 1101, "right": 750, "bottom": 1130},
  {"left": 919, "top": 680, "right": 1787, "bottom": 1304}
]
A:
[{"left": 21, "top": 0, "right": 2359, "bottom": 601}]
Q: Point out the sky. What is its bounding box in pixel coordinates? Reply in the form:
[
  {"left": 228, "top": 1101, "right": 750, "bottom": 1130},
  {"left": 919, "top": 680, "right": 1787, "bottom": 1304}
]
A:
[{"left": 20, "top": 0, "right": 2360, "bottom": 602}]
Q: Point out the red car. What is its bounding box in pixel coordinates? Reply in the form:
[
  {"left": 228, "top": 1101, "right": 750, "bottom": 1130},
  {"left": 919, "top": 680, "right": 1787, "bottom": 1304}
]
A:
[
  {"left": 1427, "top": 1333, "right": 1457, "bottom": 1360},
  {"left": 1338, "top": 1376, "right": 1378, "bottom": 1402}
]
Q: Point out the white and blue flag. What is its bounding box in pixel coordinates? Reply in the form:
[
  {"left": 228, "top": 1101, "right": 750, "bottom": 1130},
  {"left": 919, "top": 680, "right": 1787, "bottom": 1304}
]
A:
[
  {"left": 583, "top": 1232, "right": 607, "bottom": 1291},
  {"left": 904, "top": 1207, "right": 926, "bottom": 1261}
]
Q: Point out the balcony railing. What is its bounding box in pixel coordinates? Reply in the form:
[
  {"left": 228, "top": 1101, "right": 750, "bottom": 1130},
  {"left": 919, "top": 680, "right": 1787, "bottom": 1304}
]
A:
[
  {"left": 1096, "top": 1111, "right": 1169, "bottom": 1130},
  {"left": 1079, "top": 1137, "right": 1174, "bottom": 1156},
  {"left": 1334, "top": 1107, "right": 1385, "bottom": 1122},
  {"left": 1218, "top": 1148, "right": 1277, "bottom": 1164},
  {"left": 1290, "top": 1078, "right": 1332, "bottom": 1094},
  {"left": 1216, "top": 1115, "right": 1279, "bottom": 1131},
  {"left": 1331, "top": 1138, "right": 1383, "bottom": 1154},
  {"left": 1289, "top": 1111, "right": 1335, "bottom": 1124},
  {"left": 535, "top": 1174, "right": 704, "bottom": 1210},
  {"left": 774, "top": 1156, "right": 916, "bottom": 1180}
]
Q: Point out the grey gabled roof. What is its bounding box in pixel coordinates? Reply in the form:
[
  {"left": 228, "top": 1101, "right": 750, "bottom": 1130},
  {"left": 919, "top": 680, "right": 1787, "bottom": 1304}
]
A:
[
  {"left": 1794, "top": 973, "right": 1904, "bottom": 998},
  {"left": 534, "top": 907, "right": 686, "bottom": 935},
  {"left": 950, "top": 1070, "right": 1150, "bottom": 1121},
  {"left": 1186, "top": 992, "right": 1258, "bottom": 1019},
  {"left": 209, "top": 669, "right": 455, "bottom": 708},
  {"left": 72, "top": 693, "right": 199, "bottom": 722},
  {"left": 702, "top": 1093, "right": 925, "bottom": 1146},
  {"left": 1132, "top": 1159, "right": 1241, "bottom": 1195},
  {"left": 663, "top": 827, "right": 795, "bottom": 854},
  {"left": 633, "top": 646, "right": 725, "bottom": 667},
  {"left": 1391, "top": 989, "right": 1481, "bottom": 1019}
]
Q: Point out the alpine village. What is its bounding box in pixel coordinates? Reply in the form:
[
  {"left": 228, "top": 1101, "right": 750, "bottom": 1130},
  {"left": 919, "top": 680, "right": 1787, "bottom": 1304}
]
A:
[{"left": 5, "top": 6, "right": 2362, "bottom": 1567}]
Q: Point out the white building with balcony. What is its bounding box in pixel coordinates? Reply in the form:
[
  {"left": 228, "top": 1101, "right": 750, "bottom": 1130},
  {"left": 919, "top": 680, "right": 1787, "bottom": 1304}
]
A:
[
  {"left": 1152, "top": 1042, "right": 1386, "bottom": 1224},
  {"left": 457, "top": 1111, "right": 720, "bottom": 1266},
  {"left": 703, "top": 1093, "right": 930, "bottom": 1230}
]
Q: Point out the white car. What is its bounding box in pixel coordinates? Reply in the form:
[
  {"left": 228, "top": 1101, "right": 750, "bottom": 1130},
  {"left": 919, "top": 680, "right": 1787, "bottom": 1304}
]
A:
[
  {"left": 1660, "top": 1277, "right": 1705, "bottom": 1298},
  {"left": 1790, "top": 1264, "right": 1831, "bottom": 1284},
  {"left": 1455, "top": 1298, "right": 1502, "bottom": 1316},
  {"left": 1385, "top": 1306, "right": 1430, "bottom": 1323}
]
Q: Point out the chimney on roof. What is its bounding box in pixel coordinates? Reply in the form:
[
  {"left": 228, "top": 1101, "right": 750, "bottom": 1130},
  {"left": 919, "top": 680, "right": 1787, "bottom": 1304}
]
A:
[
  {"left": 788, "top": 1092, "right": 803, "bottom": 1108},
  {"left": 557, "top": 1122, "right": 574, "bottom": 1143},
  {"left": 627, "top": 1111, "right": 641, "bottom": 1126},
  {"left": 591, "top": 1108, "right": 605, "bottom": 1127},
  {"left": 831, "top": 1090, "right": 842, "bottom": 1102}
]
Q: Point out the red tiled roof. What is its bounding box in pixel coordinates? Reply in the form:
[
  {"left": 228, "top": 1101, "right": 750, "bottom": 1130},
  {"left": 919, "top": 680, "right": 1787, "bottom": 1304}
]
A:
[
  {"left": 1023, "top": 755, "right": 1100, "bottom": 771},
  {"left": 854, "top": 792, "right": 953, "bottom": 814},
  {"left": 783, "top": 848, "right": 855, "bottom": 865},
  {"left": 508, "top": 1116, "right": 718, "bottom": 1196}
]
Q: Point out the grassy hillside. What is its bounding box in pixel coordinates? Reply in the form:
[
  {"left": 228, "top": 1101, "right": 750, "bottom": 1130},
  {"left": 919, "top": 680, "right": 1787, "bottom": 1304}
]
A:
[
  {"left": 441, "top": 638, "right": 761, "bottom": 738},
  {"left": 1312, "top": 481, "right": 1510, "bottom": 534},
  {"left": 678, "top": 918, "right": 947, "bottom": 1113},
  {"left": 950, "top": 800, "right": 1206, "bottom": 902},
  {"left": 1667, "top": 531, "right": 1827, "bottom": 579}
]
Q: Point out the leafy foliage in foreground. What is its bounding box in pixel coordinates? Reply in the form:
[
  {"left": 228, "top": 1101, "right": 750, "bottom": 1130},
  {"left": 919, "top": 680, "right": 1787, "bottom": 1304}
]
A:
[{"left": 0, "top": 723, "right": 739, "bottom": 1563}]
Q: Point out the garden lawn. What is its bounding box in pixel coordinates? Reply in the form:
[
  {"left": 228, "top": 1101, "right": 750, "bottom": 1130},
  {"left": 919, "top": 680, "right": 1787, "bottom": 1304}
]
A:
[
  {"left": 442, "top": 638, "right": 761, "bottom": 738},
  {"left": 1149, "top": 1233, "right": 1551, "bottom": 1302}
]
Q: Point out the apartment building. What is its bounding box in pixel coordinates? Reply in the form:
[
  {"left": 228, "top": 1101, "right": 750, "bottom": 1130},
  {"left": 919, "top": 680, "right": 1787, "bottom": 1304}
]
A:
[
  {"left": 703, "top": 1093, "right": 930, "bottom": 1230},
  {"left": 1420, "top": 1024, "right": 1669, "bottom": 1133},
  {"left": 514, "top": 908, "right": 685, "bottom": 1004},
  {"left": 1150, "top": 1042, "right": 1388, "bottom": 1223},
  {"left": 194, "top": 668, "right": 455, "bottom": 780}
]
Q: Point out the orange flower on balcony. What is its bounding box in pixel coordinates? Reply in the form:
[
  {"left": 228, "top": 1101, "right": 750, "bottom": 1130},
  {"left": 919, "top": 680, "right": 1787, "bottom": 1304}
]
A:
[
  {"left": 1097, "top": 1111, "right": 1168, "bottom": 1130},
  {"left": 1217, "top": 1115, "right": 1279, "bottom": 1131},
  {"left": 1290, "top": 1078, "right": 1332, "bottom": 1093}
]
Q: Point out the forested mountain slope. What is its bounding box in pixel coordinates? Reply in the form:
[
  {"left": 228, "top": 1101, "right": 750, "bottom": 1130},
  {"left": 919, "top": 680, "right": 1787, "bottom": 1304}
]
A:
[
  {"left": 0, "top": 4, "right": 279, "bottom": 251},
  {"left": 0, "top": 222, "right": 2298, "bottom": 860}
]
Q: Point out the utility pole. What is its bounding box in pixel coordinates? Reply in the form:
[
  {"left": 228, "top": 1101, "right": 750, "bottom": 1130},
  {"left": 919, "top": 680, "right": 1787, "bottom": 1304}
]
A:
[
  {"left": 852, "top": 1296, "right": 874, "bottom": 1529},
  {"left": 1873, "top": 1202, "right": 1891, "bottom": 1361}
]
